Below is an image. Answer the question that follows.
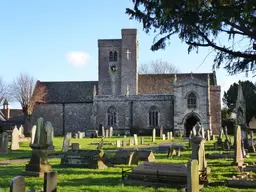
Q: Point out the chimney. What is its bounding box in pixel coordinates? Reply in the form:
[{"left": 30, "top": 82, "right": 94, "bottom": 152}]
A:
[{"left": 2, "top": 99, "right": 10, "bottom": 120}]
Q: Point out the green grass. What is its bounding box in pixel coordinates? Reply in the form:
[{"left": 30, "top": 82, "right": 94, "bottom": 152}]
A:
[{"left": 0, "top": 136, "right": 255, "bottom": 191}]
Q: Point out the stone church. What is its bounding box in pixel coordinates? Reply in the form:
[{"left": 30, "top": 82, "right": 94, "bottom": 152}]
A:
[{"left": 32, "top": 29, "right": 221, "bottom": 136}]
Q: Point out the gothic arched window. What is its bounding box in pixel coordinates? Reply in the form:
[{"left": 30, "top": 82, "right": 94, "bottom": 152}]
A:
[
  {"left": 107, "top": 106, "right": 117, "bottom": 126},
  {"left": 149, "top": 106, "right": 160, "bottom": 127},
  {"left": 109, "top": 51, "right": 113, "bottom": 62},
  {"left": 113, "top": 51, "right": 118, "bottom": 61},
  {"left": 187, "top": 92, "right": 197, "bottom": 109}
]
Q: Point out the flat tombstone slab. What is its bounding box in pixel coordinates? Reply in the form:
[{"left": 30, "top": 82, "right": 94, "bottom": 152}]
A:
[
  {"left": 112, "top": 150, "right": 134, "bottom": 165},
  {"left": 227, "top": 179, "right": 256, "bottom": 188},
  {"left": 71, "top": 143, "right": 80, "bottom": 150},
  {"left": 131, "top": 150, "right": 155, "bottom": 164},
  {"left": 44, "top": 171, "right": 57, "bottom": 192},
  {"left": 10, "top": 176, "right": 25, "bottom": 192},
  {"left": 132, "top": 162, "right": 187, "bottom": 177}
]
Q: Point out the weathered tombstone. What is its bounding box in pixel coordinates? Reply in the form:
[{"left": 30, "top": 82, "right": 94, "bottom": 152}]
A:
[
  {"left": 71, "top": 143, "right": 80, "bottom": 150},
  {"left": 122, "top": 140, "right": 126, "bottom": 147},
  {"left": 105, "top": 129, "right": 109, "bottom": 138},
  {"left": 232, "top": 125, "right": 244, "bottom": 167},
  {"left": 111, "top": 150, "right": 134, "bottom": 165},
  {"left": 74, "top": 133, "right": 78, "bottom": 139},
  {"left": 129, "top": 138, "right": 134, "bottom": 146},
  {"left": 109, "top": 127, "right": 113, "bottom": 137},
  {"left": 116, "top": 140, "right": 121, "bottom": 148},
  {"left": 249, "top": 131, "right": 255, "bottom": 152},
  {"left": 45, "top": 121, "right": 55, "bottom": 152},
  {"left": 141, "top": 137, "right": 144, "bottom": 145},
  {"left": 152, "top": 128, "right": 156, "bottom": 142},
  {"left": 44, "top": 171, "right": 57, "bottom": 192},
  {"left": 0, "top": 132, "right": 8, "bottom": 154},
  {"left": 31, "top": 125, "right": 36, "bottom": 144},
  {"left": 61, "top": 150, "right": 107, "bottom": 169},
  {"left": 101, "top": 126, "right": 105, "bottom": 137},
  {"left": 206, "top": 130, "right": 210, "bottom": 141},
  {"left": 10, "top": 176, "right": 26, "bottom": 192},
  {"left": 162, "top": 134, "right": 166, "bottom": 140},
  {"left": 187, "top": 160, "right": 199, "bottom": 192},
  {"left": 133, "top": 134, "right": 138, "bottom": 145},
  {"left": 19, "top": 125, "right": 24, "bottom": 137},
  {"left": 160, "top": 126, "right": 163, "bottom": 137},
  {"left": 131, "top": 150, "right": 155, "bottom": 164},
  {"left": 170, "top": 131, "right": 173, "bottom": 140},
  {"left": 97, "top": 138, "right": 104, "bottom": 150},
  {"left": 11, "top": 126, "right": 20, "bottom": 150},
  {"left": 167, "top": 132, "right": 170, "bottom": 140},
  {"left": 25, "top": 117, "right": 53, "bottom": 177},
  {"left": 62, "top": 132, "right": 72, "bottom": 152},
  {"left": 201, "top": 127, "right": 205, "bottom": 139}
]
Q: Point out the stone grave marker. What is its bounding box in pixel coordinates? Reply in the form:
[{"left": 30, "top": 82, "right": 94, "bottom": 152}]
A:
[
  {"left": 133, "top": 134, "right": 138, "bottom": 145},
  {"left": 74, "top": 133, "right": 78, "bottom": 139},
  {"left": 61, "top": 149, "right": 107, "bottom": 169},
  {"left": 45, "top": 121, "right": 55, "bottom": 152},
  {"left": 111, "top": 150, "right": 134, "bottom": 165},
  {"left": 10, "top": 176, "right": 26, "bottom": 192},
  {"left": 167, "top": 132, "right": 170, "bottom": 140},
  {"left": 62, "top": 132, "right": 72, "bottom": 152},
  {"left": 141, "top": 137, "right": 144, "bottom": 145},
  {"left": 116, "top": 140, "right": 121, "bottom": 148},
  {"left": 170, "top": 131, "right": 173, "bottom": 140},
  {"left": 122, "top": 140, "right": 126, "bottom": 147},
  {"left": 249, "top": 131, "right": 255, "bottom": 152},
  {"left": 232, "top": 125, "right": 244, "bottom": 166},
  {"left": 105, "top": 129, "right": 109, "bottom": 138},
  {"left": 160, "top": 126, "right": 163, "bottom": 137},
  {"left": 187, "top": 159, "right": 200, "bottom": 192},
  {"left": 109, "top": 127, "right": 113, "bottom": 137},
  {"left": 31, "top": 125, "right": 36, "bottom": 144},
  {"left": 129, "top": 138, "right": 134, "bottom": 146},
  {"left": 44, "top": 171, "right": 57, "bottom": 192},
  {"left": 19, "top": 125, "right": 24, "bottom": 137},
  {"left": 131, "top": 150, "right": 155, "bottom": 164},
  {"left": 0, "top": 132, "right": 8, "bottom": 154},
  {"left": 206, "top": 130, "right": 210, "bottom": 141},
  {"left": 71, "top": 143, "right": 80, "bottom": 150},
  {"left": 162, "top": 134, "right": 166, "bottom": 140},
  {"left": 152, "top": 128, "right": 156, "bottom": 142},
  {"left": 11, "top": 126, "right": 20, "bottom": 150},
  {"left": 101, "top": 126, "right": 105, "bottom": 137}
]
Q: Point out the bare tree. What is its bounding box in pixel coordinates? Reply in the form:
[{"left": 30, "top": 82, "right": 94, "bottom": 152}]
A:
[
  {"left": 9, "top": 73, "right": 47, "bottom": 135},
  {"left": 0, "top": 76, "right": 7, "bottom": 103},
  {"left": 139, "top": 60, "right": 179, "bottom": 74}
]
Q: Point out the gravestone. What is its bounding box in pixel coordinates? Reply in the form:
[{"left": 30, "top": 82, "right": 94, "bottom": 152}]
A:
[
  {"left": 160, "top": 126, "right": 163, "bottom": 137},
  {"left": 109, "top": 127, "right": 113, "bottom": 137},
  {"left": 45, "top": 121, "right": 55, "bottom": 152},
  {"left": 31, "top": 125, "right": 36, "bottom": 144},
  {"left": 61, "top": 149, "right": 107, "bottom": 169},
  {"left": 62, "top": 132, "right": 72, "bottom": 152},
  {"left": 25, "top": 117, "right": 53, "bottom": 177},
  {"left": 98, "top": 124, "right": 103, "bottom": 137},
  {"left": 44, "top": 171, "right": 57, "bottom": 192},
  {"left": 141, "top": 137, "right": 144, "bottom": 145},
  {"left": 101, "top": 126, "right": 105, "bottom": 137},
  {"left": 116, "top": 140, "right": 121, "bottom": 148},
  {"left": 162, "top": 134, "right": 166, "bottom": 140},
  {"left": 206, "top": 130, "right": 210, "bottom": 141},
  {"left": 11, "top": 126, "right": 20, "bottom": 150},
  {"left": 10, "top": 176, "right": 26, "bottom": 192},
  {"left": 122, "top": 140, "right": 126, "bottom": 147},
  {"left": 167, "top": 132, "right": 170, "bottom": 140},
  {"left": 232, "top": 125, "right": 244, "bottom": 166},
  {"left": 105, "top": 129, "right": 109, "bottom": 138},
  {"left": 249, "top": 131, "right": 255, "bottom": 152},
  {"left": 152, "top": 128, "right": 156, "bottom": 142},
  {"left": 131, "top": 150, "right": 155, "bottom": 164},
  {"left": 129, "top": 138, "right": 134, "bottom": 146},
  {"left": 187, "top": 159, "right": 200, "bottom": 192},
  {"left": 19, "top": 125, "right": 25, "bottom": 138},
  {"left": 111, "top": 150, "right": 134, "bottom": 165},
  {"left": 0, "top": 132, "right": 8, "bottom": 154},
  {"left": 170, "top": 131, "right": 173, "bottom": 140},
  {"left": 78, "top": 131, "right": 83, "bottom": 139},
  {"left": 133, "top": 134, "right": 138, "bottom": 145},
  {"left": 71, "top": 143, "right": 80, "bottom": 150}
]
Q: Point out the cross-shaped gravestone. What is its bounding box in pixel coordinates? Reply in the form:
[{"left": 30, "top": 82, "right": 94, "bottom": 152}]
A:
[{"left": 125, "top": 50, "right": 131, "bottom": 59}]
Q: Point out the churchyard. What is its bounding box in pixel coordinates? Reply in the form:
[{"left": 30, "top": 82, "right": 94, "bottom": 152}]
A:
[{"left": 0, "top": 121, "right": 256, "bottom": 192}]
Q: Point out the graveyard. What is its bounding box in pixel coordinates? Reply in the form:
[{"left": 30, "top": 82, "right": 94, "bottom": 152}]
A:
[{"left": 0, "top": 126, "right": 256, "bottom": 192}]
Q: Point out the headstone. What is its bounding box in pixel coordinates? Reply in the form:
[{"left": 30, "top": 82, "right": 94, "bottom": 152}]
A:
[
  {"left": 201, "top": 127, "right": 205, "bottom": 139},
  {"left": 160, "top": 126, "right": 163, "bottom": 137},
  {"left": 111, "top": 150, "right": 134, "bottom": 165},
  {"left": 191, "top": 136, "right": 207, "bottom": 173},
  {"left": 44, "top": 171, "right": 57, "bottom": 192},
  {"left": 141, "top": 137, "right": 144, "bottom": 145},
  {"left": 249, "top": 131, "right": 255, "bottom": 152},
  {"left": 170, "top": 131, "right": 173, "bottom": 140},
  {"left": 152, "top": 128, "right": 156, "bottom": 142},
  {"left": 62, "top": 132, "right": 72, "bottom": 152},
  {"left": 19, "top": 125, "right": 24, "bottom": 137},
  {"left": 74, "top": 133, "right": 78, "bottom": 139},
  {"left": 45, "top": 121, "right": 55, "bottom": 152},
  {"left": 11, "top": 126, "right": 20, "bottom": 150},
  {"left": 233, "top": 125, "right": 244, "bottom": 166},
  {"left": 0, "top": 132, "right": 8, "bottom": 154},
  {"left": 162, "top": 134, "right": 166, "bottom": 140},
  {"left": 10, "top": 176, "right": 25, "bottom": 192},
  {"left": 187, "top": 160, "right": 199, "bottom": 192},
  {"left": 122, "top": 140, "right": 126, "bottom": 147},
  {"left": 105, "top": 129, "right": 109, "bottom": 138},
  {"left": 61, "top": 150, "right": 107, "bottom": 169},
  {"left": 131, "top": 150, "right": 155, "bottom": 164},
  {"left": 109, "top": 127, "right": 113, "bottom": 137},
  {"left": 31, "top": 125, "right": 36, "bottom": 144},
  {"left": 71, "top": 143, "right": 80, "bottom": 150},
  {"left": 129, "top": 138, "right": 134, "bottom": 146},
  {"left": 97, "top": 138, "right": 104, "bottom": 150},
  {"left": 206, "top": 130, "right": 210, "bottom": 141},
  {"left": 133, "top": 134, "right": 138, "bottom": 145},
  {"left": 102, "top": 126, "right": 105, "bottom": 137},
  {"left": 116, "top": 140, "right": 121, "bottom": 148}
]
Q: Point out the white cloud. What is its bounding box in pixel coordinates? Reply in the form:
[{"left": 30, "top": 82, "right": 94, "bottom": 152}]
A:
[{"left": 66, "top": 51, "right": 91, "bottom": 67}]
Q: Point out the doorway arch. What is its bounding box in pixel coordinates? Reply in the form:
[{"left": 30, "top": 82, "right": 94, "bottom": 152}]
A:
[{"left": 183, "top": 113, "right": 201, "bottom": 137}]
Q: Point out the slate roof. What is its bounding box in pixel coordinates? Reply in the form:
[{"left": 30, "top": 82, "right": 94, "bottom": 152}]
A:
[
  {"left": 0, "top": 111, "right": 5, "bottom": 121},
  {"left": 38, "top": 81, "right": 98, "bottom": 104}
]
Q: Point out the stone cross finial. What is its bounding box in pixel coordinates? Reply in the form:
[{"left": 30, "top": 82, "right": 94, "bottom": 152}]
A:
[{"left": 125, "top": 50, "right": 131, "bottom": 59}]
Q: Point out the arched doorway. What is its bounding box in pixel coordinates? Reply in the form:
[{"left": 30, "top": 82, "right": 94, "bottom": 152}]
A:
[{"left": 184, "top": 114, "right": 200, "bottom": 137}]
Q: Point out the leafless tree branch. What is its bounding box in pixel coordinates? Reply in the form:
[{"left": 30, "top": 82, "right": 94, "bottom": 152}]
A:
[{"left": 139, "top": 59, "right": 179, "bottom": 74}]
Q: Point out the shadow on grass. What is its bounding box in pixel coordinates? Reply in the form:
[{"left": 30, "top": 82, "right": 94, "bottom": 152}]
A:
[{"left": 0, "top": 150, "right": 32, "bottom": 161}]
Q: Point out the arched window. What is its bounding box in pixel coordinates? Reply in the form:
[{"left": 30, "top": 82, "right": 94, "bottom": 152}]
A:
[
  {"left": 109, "top": 51, "right": 113, "bottom": 62},
  {"left": 149, "top": 106, "right": 159, "bottom": 127},
  {"left": 113, "top": 51, "right": 118, "bottom": 61},
  {"left": 107, "top": 106, "right": 116, "bottom": 126},
  {"left": 187, "top": 92, "right": 197, "bottom": 109}
]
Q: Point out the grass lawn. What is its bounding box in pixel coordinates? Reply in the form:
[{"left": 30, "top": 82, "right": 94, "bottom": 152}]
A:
[{"left": 0, "top": 136, "right": 255, "bottom": 191}]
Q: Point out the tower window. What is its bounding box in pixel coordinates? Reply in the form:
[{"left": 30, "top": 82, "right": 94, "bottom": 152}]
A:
[
  {"left": 113, "top": 51, "right": 118, "bottom": 61},
  {"left": 149, "top": 106, "right": 159, "bottom": 127},
  {"left": 107, "top": 106, "right": 117, "bottom": 126},
  {"left": 109, "top": 51, "right": 113, "bottom": 62},
  {"left": 187, "top": 92, "right": 197, "bottom": 109}
]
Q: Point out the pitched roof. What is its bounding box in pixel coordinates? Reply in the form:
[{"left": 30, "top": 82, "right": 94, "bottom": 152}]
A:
[
  {"left": 0, "top": 110, "right": 5, "bottom": 121},
  {"left": 39, "top": 81, "right": 98, "bottom": 103},
  {"left": 138, "top": 73, "right": 216, "bottom": 94}
]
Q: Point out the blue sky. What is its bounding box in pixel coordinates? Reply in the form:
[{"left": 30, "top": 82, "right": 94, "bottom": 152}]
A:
[{"left": 0, "top": 0, "right": 254, "bottom": 109}]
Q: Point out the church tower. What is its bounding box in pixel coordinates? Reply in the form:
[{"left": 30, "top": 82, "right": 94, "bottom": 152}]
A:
[{"left": 120, "top": 29, "right": 138, "bottom": 95}]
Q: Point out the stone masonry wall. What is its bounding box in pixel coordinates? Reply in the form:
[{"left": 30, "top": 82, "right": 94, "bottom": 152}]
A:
[{"left": 210, "top": 85, "right": 221, "bottom": 134}]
